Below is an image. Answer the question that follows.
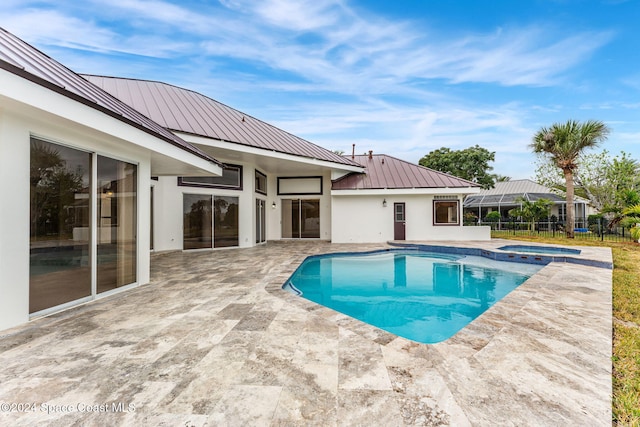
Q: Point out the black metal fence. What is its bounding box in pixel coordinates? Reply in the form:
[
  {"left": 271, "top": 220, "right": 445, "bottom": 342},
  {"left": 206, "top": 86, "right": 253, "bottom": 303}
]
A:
[{"left": 465, "top": 217, "right": 637, "bottom": 243}]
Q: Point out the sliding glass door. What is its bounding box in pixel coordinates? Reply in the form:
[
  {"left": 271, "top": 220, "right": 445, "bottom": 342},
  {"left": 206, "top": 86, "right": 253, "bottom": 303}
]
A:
[
  {"left": 29, "top": 138, "right": 138, "bottom": 314},
  {"left": 97, "top": 156, "right": 137, "bottom": 294},
  {"left": 183, "top": 195, "right": 239, "bottom": 249},
  {"left": 29, "top": 139, "right": 92, "bottom": 313},
  {"left": 281, "top": 199, "right": 320, "bottom": 239}
]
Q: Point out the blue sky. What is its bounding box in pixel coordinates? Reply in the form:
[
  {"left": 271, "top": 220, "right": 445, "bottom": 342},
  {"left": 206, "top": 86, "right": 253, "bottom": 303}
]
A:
[{"left": 2, "top": 0, "right": 639, "bottom": 179}]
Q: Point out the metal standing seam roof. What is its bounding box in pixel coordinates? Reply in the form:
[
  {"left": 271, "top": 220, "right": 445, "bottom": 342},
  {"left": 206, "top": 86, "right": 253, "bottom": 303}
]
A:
[
  {"left": 0, "top": 28, "right": 220, "bottom": 166},
  {"left": 81, "top": 75, "right": 362, "bottom": 168},
  {"left": 332, "top": 154, "right": 480, "bottom": 190}
]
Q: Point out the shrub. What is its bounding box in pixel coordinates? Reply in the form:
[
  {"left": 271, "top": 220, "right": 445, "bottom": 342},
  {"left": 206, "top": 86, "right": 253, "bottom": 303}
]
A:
[{"left": 485, "top": 211, "right": 501, "bottom": 222}]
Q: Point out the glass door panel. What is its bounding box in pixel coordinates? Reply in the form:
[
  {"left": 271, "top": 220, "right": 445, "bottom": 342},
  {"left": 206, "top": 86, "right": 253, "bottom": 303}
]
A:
[
  {"left": 281, "top": 199, "right": 297, "bottom": 238},
  {"left": 29, "top": 139, "right": 92, "bottom": 313},
  {"left": 183, "top": 194, "right": 212, "bottom": 249},
  {"left": 214, "top": 196, "right": 239, "bottom": 248},
  {"left": 300, "top": 199, "right": 320, "bottom": 238},
  {"left": 256, "top": 199, "right": 266, "bottom": 244},
  {"left": 97, "top": 156, "right": 137, "bottom": 293}
]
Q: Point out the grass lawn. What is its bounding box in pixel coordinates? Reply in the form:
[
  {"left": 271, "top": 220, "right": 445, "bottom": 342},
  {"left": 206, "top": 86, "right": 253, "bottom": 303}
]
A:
[{"left": 493, "top": 233, "right": 640, "bottom": 426}]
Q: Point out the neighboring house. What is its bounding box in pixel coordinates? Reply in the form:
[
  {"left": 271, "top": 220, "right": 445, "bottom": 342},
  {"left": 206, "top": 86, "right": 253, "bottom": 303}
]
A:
[
  {"left": 0, "top": 28, "right": 487, "bottom": 331},
  {"left": 463, "top": 179, "right": 596, "bottom": 225}
]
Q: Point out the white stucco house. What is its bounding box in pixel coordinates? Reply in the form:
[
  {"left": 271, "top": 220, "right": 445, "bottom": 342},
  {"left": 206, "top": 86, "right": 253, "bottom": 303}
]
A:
[{"left": 0, "top": 28, "right": 487, "bottom": 331}]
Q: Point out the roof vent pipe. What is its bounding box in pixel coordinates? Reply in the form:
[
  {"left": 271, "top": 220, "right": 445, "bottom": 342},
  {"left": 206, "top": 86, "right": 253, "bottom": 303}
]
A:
[
  {"left": 352, "top": 144, "right": 355, "bottom": 159},
  {"left": 368, "top": 150, "right": 373, "bottom": 160}
]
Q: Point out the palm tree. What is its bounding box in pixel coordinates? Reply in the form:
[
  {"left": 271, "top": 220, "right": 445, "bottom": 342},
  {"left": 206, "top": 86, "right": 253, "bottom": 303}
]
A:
[{"left": 531, "top": 120, "right": 610, "bottom": 238}]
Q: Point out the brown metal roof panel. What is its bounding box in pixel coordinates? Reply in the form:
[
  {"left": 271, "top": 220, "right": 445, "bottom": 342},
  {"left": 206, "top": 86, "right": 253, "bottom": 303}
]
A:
[
  {"left": 188, "top": 93, "right": 230, "bottom": 139},
  {"left": 186, "top": 89, "right": 232, "bottom": 138},
  {"left": 201, "top": 96, "right": 258, "bottom": 145},
  {"left": 332, "top": 155, "right": 478, "bottom": 190},
  {"left": 81, "top": 74, "right": 361, "bottom": 167},
  {"left": 166, "top": 85, "right": 211, "bottom": 136}
]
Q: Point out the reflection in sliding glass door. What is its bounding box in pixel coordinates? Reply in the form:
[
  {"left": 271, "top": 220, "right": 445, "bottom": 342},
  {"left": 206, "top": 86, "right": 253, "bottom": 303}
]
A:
[
  {"left": 183, "top": 194, "right": 212, "bottom": 250},
  {"left": 281, "top": 199, "right": 320, "bottom": 239},
  {"left": 29, "top": 139, "right": 92, "bottom": 313},
  {"left": 97, "top": 156, "right": 137, "bottom": 294}
]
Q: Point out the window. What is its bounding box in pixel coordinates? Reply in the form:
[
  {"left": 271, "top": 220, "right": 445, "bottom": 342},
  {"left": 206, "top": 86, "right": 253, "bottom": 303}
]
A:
[
  {"left": 179, "top": 164, "right": 242, "bottom": 190},
  {"left": 255, "top": 170, "right": 267, "bottom": 195},
  {"left": 277, "top": 176, "right": 322, "bottom": 195},
  {"left": 434, "top": 200, "right": 459, "bottom": 225}
]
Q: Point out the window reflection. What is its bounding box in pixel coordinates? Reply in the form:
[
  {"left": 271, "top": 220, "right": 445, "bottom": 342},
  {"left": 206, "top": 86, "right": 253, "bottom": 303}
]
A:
[
  {"left": 29, "top": 139, "right": 92, "bottom": 313},
  {"left": 281, "top": 199, "right": 320, "bottom": 239},
  {"left": 214, "top": 196, "right": 239, "bottom": 247},
  {"left": 434, "top": 200, "right": 459, "bottom": 225},
  {"left": 183, "top": 194, "right": 212, "bottom": 250},
  {"left": 97, "top": 156, "right": 137, "bottom": 293}
]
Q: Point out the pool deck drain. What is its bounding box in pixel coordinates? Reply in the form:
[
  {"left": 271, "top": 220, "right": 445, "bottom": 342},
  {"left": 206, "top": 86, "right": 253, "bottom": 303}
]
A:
[{"left": 0, "top": 239, "right": 612, "bottom": 426}]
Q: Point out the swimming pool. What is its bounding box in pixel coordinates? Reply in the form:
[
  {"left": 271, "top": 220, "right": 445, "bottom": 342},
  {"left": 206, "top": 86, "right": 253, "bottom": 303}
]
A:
[
  {"left": 497, "top": 245, "right": 581, "bottom": 255},
  {"left": 283, "top": 249, "right": 542, "bottom": 344}
]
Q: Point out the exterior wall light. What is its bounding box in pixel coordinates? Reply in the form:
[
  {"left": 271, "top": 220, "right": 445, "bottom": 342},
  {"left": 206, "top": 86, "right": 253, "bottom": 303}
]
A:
[
  {"left": 382, "top": 199, "right": 387, "bottom": 207},
  {"left": 272, "top": 202, "right": 277, "bottom": 209}
]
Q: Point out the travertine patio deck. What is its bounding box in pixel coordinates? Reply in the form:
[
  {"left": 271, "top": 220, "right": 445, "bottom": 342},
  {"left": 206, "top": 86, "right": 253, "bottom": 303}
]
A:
[{"left": 0, "top": 240, "right": 612, "bottom": 426}]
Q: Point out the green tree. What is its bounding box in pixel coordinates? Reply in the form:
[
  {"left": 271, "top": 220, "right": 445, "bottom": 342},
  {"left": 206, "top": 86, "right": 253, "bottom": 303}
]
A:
[
  {"left": 531, "top": 120, "right": 610, "bottom": 238},
  {"left": 484, "top": 211, "right": 501, "bottom": 230},
  {"left": 534, "top": 150, "right": 639, "bottom": 213},
  {"left": 508, "top": 197, "right": 553, "bottom": 232},
  {"left": 419, "top": 145, "right": 497, "bottom": 189}
]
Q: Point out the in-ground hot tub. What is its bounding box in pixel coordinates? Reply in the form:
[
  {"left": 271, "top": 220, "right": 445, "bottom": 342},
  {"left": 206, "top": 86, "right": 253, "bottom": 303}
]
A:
[{"left": 497, "top": 245, "right": 581, "bottom": 255}]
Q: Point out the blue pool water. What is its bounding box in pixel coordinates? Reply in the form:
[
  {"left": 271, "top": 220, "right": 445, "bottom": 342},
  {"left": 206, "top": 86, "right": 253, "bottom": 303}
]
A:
[
  {"left": 284, "top": 250, "right": 542, "bottom": 344},
  {"left": 497, "top": 245, "right": 581, "bottom": 255}
]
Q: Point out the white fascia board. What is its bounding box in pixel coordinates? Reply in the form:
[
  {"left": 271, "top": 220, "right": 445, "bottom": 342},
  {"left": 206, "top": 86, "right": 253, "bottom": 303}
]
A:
[
  {"left": 179, "top": 133, "right": 364, "bottom": 174},
  {"left": 331, "top": 187, "right": 481, "bottom": 196},
  {"left": 1, "top": 71, "right": 221, "bottom": 176}
]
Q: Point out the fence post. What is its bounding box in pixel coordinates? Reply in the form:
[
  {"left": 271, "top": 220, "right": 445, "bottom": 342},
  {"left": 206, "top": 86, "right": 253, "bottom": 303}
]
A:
[{"left": 600, "top": 217, "right": 604, "bottom": 242}]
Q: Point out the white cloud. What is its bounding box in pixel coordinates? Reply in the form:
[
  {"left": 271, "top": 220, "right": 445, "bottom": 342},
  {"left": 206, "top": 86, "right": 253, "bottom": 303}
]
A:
[{"left": 1, "top": 0, "right": 625, "bottom": 179}]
